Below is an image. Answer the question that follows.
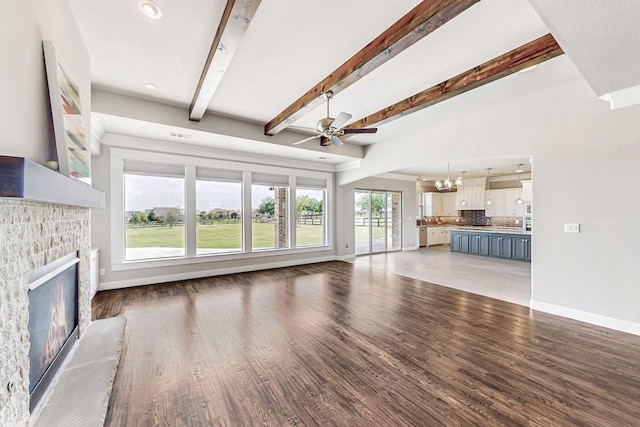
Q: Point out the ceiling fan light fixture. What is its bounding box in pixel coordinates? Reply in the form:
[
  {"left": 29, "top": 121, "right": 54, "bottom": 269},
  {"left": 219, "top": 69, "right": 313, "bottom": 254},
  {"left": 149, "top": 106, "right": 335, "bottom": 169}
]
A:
[
  {"left": 138, "top": 0, "right": 162, "bottom": 19},
  {"left": 291, "top": 90, "right": 376, "bottom": 147},
  {"left": 317, "top": 117, "right": 334, "bottom": 133}
]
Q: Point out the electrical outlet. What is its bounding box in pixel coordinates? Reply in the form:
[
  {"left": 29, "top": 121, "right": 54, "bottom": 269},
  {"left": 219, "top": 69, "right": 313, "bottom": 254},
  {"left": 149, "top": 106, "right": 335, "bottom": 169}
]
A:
[
  {"left": 564, "top": 223, "right": 580, "bottom": 233},
  {"left": 345, "top": 244, "right": 349, "bottom": 249},
  {"left": 99, "top": 268, "right": 105, "bottom": 276}
]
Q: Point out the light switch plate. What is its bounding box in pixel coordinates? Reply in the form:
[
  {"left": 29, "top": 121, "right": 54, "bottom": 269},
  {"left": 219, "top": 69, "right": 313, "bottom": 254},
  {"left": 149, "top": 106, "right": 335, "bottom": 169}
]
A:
[{"left": 564, "top": 223, "right": 580, "bottom": 233}]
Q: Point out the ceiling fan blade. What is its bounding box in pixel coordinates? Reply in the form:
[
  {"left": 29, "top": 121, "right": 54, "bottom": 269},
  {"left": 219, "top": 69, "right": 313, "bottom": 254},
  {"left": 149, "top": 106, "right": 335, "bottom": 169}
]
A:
[
  {"left": 292, "top": 135, "right": 319, "bottom": 146},
  {"left": 330, "top": 136, "right": 344, "bottom": 147},
  {"left": 342, "top": 127, "right": 378, "bottom": 134},
  {"left": 330, "top": 112, "right": 352, "bottom": 130}
]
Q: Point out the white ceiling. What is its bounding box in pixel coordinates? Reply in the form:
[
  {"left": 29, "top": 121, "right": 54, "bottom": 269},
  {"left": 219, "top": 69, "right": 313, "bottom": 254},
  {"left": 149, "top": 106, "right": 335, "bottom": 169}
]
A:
[{"left": 68, "top": 0, "right": 640, "bottom": 180}]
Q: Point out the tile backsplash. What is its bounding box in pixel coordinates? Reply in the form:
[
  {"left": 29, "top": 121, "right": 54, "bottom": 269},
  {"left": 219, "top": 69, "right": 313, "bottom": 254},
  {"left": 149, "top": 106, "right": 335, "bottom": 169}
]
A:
[
  {"left": 462, "top": 210, "right": 487, "bottom": 225},
  {"left": 420, "top": 210, "right": 521, "bottom": 228}
]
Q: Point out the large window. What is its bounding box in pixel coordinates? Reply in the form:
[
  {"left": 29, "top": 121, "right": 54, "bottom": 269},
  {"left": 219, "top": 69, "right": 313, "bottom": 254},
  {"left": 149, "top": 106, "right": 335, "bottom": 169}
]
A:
[
  {"left": 124, "top": 162, "right": 185, "bottom": 261},
  {"left": 196, "top": 168, "right": 243, "bottom": 255},
  {"left": 112, "top": 149, "right": 332, "bottom": 267},
  {"left": 251, "top": 173, "right": 289, "bottom": 250}
]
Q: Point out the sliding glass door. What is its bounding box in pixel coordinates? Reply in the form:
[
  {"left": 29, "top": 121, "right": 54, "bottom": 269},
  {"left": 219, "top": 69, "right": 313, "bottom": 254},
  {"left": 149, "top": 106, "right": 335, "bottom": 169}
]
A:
[{"left": 355, "top": 190, "right": 402, "bottom": 255}]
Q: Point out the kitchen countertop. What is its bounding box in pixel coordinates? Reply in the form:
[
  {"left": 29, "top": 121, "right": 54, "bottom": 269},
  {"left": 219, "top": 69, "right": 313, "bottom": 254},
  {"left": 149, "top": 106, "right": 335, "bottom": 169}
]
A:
[{"left": 449, "top": 226, "right": 531, "bottom": 235}]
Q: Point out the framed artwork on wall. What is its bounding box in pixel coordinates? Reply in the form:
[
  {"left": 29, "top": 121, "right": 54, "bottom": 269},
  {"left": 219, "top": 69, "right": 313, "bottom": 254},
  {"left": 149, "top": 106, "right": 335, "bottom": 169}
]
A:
[{"left": 42, "top": 40, "right": 91, "bottom": 185}]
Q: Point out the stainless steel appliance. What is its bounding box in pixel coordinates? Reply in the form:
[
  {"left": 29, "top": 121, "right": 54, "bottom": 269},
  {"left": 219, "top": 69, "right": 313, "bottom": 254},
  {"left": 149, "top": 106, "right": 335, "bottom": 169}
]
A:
[{"left": 523, "top": 204, "right": 532, "bottom": 232}]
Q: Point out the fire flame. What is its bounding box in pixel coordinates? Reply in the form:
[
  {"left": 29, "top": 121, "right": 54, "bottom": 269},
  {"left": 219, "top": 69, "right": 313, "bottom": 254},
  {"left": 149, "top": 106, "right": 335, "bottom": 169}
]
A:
[{"left": 38, "top": 281, "right": 70, "bottom": 371}]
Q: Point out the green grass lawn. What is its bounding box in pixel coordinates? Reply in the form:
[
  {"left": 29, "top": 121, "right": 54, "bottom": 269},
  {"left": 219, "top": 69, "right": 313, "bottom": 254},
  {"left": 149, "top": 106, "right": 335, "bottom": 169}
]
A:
[
  {"left": 355, "top": 225, "right": 385, "bottom": 240},
  {"left": 125, "top": 222, "right": 325, "bottom": 250}
]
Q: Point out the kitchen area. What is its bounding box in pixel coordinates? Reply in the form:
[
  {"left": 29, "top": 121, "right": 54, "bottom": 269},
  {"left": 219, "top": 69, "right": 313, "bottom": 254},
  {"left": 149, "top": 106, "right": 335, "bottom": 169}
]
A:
[
  {"left": 417, "top": 166, "right": 533, "bottom": 262},
  {"left": 356, "top": 161, "right": 534, "bottom": 307}
]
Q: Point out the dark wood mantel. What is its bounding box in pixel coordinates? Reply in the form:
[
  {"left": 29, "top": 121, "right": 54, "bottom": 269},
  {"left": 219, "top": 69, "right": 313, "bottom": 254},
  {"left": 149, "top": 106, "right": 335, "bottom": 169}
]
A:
[{"left": 0, "top": 156, "right": 105, "bottom": 208}]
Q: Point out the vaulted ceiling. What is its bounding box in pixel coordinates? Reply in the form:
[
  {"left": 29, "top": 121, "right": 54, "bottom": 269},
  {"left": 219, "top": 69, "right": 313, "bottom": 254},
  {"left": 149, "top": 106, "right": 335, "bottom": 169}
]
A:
[{"left": 68, "top": 0, "right": 640, "bottom": 179}]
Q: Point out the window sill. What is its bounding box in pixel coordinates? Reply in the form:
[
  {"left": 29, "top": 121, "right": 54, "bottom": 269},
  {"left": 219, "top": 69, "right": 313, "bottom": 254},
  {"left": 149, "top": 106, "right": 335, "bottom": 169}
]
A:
[{"left": 111, "top": 245, "right": 333, "bottom": 271}]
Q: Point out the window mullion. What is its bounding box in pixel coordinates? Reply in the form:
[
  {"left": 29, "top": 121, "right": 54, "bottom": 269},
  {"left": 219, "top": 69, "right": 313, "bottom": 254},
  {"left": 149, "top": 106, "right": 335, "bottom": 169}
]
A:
[
  {"left": 289, "top": 176, "right": 296, "bottom": 248},
  {"left": 185, "top": 166, "right": 196, "bottom": 258},
  {"left": 243, "top": 171, "right": 252, "bottom": 253}
]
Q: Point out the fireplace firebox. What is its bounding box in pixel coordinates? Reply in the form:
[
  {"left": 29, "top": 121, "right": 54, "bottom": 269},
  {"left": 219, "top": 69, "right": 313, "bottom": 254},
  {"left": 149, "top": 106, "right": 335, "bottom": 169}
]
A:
[{"left": 28, "top": 251, "right": 80, "bottom": 412}]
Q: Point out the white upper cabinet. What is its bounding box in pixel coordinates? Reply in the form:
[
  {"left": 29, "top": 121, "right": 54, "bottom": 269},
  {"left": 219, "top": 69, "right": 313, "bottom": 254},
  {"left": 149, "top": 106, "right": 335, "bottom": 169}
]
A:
[
  {"left": 441, "top": 192, "right": 458, "bottom": 216},
  {"left": 424, "top": 192, "right": 458, "bottom": 216},
  {"left": 423, "top": 192, "right": 442, "bottom": 216},
  {"left": 484, "top": 188, "right": 525, "bottom": 217},
  {"left": 521, "top": 180, "right": 532, "bottom": 204},
  {"left": 484, "top": 189, "right": 501, "bottom": 217}
]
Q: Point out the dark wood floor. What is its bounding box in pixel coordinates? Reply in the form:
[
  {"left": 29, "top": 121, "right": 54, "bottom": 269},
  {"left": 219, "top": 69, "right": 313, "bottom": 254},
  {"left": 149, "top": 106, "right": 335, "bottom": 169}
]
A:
[{"left": 93, "top": 261, "right": 640, "bottom": 426}]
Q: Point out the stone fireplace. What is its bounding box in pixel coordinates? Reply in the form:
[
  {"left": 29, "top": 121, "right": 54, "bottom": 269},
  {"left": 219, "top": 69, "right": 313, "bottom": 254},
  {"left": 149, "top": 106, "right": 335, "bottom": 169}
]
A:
[{"left": 0, "top": 156, "right": 104, "bottom": 426}]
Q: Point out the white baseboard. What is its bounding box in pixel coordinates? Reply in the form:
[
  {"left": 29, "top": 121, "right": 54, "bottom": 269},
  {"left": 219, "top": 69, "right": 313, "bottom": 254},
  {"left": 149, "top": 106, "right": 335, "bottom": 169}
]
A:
[
  {"left": 531, "top": 300, "right": 640, "bottom": 336},
  {"left": 98, "top": 255, "right": 339, "bottom": 291},
  {"left": 337, "top": 254, "right": 356, "bottom": 261},
  {"left": 403, "top": 245, "right": 419, "bottom": 251}
]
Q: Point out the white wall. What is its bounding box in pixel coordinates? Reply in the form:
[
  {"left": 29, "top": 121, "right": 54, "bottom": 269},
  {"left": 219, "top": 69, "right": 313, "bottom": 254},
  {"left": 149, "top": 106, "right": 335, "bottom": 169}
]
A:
[
  {"left": 530, "top": 101, "right": 640, "bottom": 331},
  {"left": 336, "top": 176, "right": 418, "bottom": 258},
  {"left": 0, "top": 0, "right": 90, "bottom": 165}
]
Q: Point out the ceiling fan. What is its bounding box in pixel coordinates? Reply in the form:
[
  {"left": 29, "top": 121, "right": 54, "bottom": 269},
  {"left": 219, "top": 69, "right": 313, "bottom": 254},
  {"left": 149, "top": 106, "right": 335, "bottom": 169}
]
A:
[{"left": 292, "top": 91, "right": 377, "bottom": 147}]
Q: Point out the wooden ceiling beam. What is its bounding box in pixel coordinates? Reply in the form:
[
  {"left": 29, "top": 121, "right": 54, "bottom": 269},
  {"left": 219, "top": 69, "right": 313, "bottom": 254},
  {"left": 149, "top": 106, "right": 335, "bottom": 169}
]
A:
[
  {"left": 264, "top": 0, "right": 480, "bottom": 136},
  {"left": 343, "top": 33, "right": 564, "bottom": 131},
  {"left": 189, "top": 0, "right": 262, "bottom": 122}
]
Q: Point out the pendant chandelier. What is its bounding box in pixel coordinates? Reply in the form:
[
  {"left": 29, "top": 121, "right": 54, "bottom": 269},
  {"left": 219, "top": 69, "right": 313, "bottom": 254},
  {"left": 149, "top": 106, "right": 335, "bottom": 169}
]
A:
[
  {"left": 435, "top": 162, "right": 462, "bottom": 191},
  {"left": 485, "top": 168, "right": 493, "bottom": 205},
  {"left": 515, "top": 164, "right": 524, "bottom": 205},
  {"left": 460, "top": 171, "right": 467, "bottom": 206}
]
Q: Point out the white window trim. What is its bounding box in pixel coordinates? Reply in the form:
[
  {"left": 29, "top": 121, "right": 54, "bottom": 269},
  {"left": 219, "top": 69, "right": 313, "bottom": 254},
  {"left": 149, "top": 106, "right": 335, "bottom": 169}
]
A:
[{"left": 110, "top": 148, "right": 333, "bottom": 270}]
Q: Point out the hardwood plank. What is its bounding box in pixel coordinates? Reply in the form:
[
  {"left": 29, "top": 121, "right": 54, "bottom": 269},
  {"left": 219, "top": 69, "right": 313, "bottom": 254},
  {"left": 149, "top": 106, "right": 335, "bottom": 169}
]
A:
[
  {"left": 344, "top": 33, "right": 564, "bottom": 131},
  {"left": 93, "top": 262, "right": 640, "bottom": 426},
  {"left": 264, "top": 0, "right": 480, "bottom": 136}
]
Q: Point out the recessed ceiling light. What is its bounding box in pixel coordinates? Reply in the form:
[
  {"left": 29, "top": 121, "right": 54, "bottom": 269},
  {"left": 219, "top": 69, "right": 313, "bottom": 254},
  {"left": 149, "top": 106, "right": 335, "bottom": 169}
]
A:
[
  {"left": 144, "top": 83, "right": 158, "bottom": 91},
  {"left": 138, "top": 0, "right": 162, "bottom": 19}
]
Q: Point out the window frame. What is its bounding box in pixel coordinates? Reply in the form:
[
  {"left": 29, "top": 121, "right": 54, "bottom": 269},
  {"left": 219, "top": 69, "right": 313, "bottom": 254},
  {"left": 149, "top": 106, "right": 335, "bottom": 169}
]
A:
[
  {"left": 123, "top": 170, "right": 187, "bottom": 261},
  {"left": 110, "top": 148, "right": 333, "bottom": 271},
  {"left": 195, "top": 168, "right": 244, "bottom": 256},
  {"left": 295, "top": 186, "right": 327, "bottom": 248}
]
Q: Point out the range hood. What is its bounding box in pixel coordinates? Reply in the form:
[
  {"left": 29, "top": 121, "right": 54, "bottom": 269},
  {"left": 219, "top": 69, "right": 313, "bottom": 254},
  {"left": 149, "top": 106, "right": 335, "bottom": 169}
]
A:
[{"left": 455, "top": 177, "right": 486, "bottom": 210}]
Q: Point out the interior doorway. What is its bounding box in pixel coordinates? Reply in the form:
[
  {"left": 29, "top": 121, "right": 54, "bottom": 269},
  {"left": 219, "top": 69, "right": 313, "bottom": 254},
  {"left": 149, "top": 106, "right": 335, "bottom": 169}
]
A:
[{"left": 354, "top": 190, "right": 402, "bottom": 255}]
